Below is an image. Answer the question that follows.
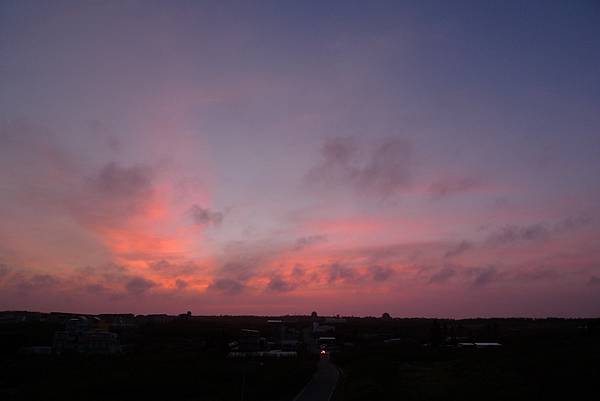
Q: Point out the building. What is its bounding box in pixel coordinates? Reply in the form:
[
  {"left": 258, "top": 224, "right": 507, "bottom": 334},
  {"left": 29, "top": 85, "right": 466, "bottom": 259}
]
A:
[
  {"left": 53, "top": 316, "right": 121, "bottom": 354},
  {"left": 238, "top": 329, "right": 264, "bottom": 352}
]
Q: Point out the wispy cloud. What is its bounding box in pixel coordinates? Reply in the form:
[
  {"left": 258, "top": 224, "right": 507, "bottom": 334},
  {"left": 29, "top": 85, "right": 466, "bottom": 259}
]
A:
[
  {"left": 125, "top": 276, "right": 156, "bottom": 295},
  {"left": 368, "top": 265, "right": 395, "bottom": 282},
  {"left": 484, "top": 216, "right": 591, "bottom": 247},
  {"left": 294, "top": 234, "right": 328, "bottom": 250},
  {"left": 470, "top": 266, "right": 502, "bottom": 287},
  {"left": 266, "top": 275, "right": 296, "bottom": 292},
  {"left": 429, "top": 177, "right": 482, "bottom": 200},
  {"left": 188, "top": 205, "right": 223, "bottom": 226},
  {"left": 208, "top": 278, "right": 245, "bottom": 295},
  {"left": 445, "top": 241, "right": 471, "bottom": 258},
  {"left": 588, "top": 276, "right": 600, "bottom": 286},
  {"left": 306, "top": 137, "right": 411, "bottom": 198},
  {"left": 429, "top": 266, "right": 456, "bottom": 284}
]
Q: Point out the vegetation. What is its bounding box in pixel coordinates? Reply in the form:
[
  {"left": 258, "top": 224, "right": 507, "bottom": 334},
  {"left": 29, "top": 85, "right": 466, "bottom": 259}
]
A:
[
  {"left": 332, "top": 318, "right": 600, "bottom": 401},
  {"left": 2, "top": 316, "right": 599, "bottom": 400}
]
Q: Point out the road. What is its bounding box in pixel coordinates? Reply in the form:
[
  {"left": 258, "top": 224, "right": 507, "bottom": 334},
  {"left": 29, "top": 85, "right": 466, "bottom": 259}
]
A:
[{"left": 293, "top": 359, "right": 339, "bottom": 401}]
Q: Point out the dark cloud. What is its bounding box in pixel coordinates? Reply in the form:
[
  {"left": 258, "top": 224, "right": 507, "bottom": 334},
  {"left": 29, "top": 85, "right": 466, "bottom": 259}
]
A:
[
  {"left": 148, "top": 260, "right": 200, "bottom": 277},
  {"left": 71, "top": 161, "right": 156, "bottom": 226},
  {"left": 515, "top": 268, "right": 560, "bottom": 282},
  {"left": 321, "top": 137, "right": 356, "bottom": 165},
  {"left": 486, "top": 223, "right": 550, "bottom": 246},
  {"left": 554, "top": 215, "right": 592, "bottom": 231},
  {"left": 429, "top": 177, "right": 481, "bottom": 200},
  {"left": 266, "top": 275, "right": 296, "bottom": 292},
  {"left": 85, "top": 283, "right": 108, "bottom": 294},
  {"left": 292, "top": 265, "right": 306, "bottom": 278},
  {"left": 326, "top": 263, "right": 357, "bottom": 283},
  {"left": 175, "top": 279, "right": 188, "bottom": 290},
  {"left": 189, "top": 204, "right": 223, "bottom": 226},
  {"left": 0, "top": 263, "right": 10, "bottom": 279},
  {"left": 588, "top": 276, "right": 600, "bottom": 286},
  {"left": 306, "top": 137, "right": 411, "bottom": 197},
  {"left": 360, "top": 243, "right": 415, "bottom": 265},
  {"left": 92, "top": 162, "right": 153, "bottom": 199},
  {"left": 16, "top": 274, "right": 60, "bottom": 291},
  {"left": 429, "top": 266, "right": 456, "bottom": 284},
  {"left": 77, "top": 263, "right": 129, "bottom": 284},
  {"left": 220, "top": 261, "right": 258, "bottom": 282},
  {"left": 89, "top": 120, "right": 120, "bottom": 152},
  {"left": 359, "top": 139, "right": 411, "bottom": 197},
  {"left": 445, "top": 241, "right": 471, "bottom": 258},
  {"left": 368, "top": 265, "right": 394, "bottom": 282},
  {"left": 485, "top": 216, "right": 591, "bottom": 247},
  {"left": 125, "top": 276, "right": 156, "bottom": 295},
  {"left": 208, "top": 278, "right": 245, "bottom": 295},
  {"left": 471, "top": 266, "right": 501, "bottom": 286},
  {"left": 0, "top": 120, "right": 75, "bottom": 173},
  {"left": 294, "top": 235, "right": 328, "bottom": 250},
  {"left": 216, "top": 240, "right": 282, "bottom": 282},
  {"left": 1, "top": 263, "right": 166, "bottom": 299},
  {"left": 305, "top": 137, "right": 357, "bottom": 190}
]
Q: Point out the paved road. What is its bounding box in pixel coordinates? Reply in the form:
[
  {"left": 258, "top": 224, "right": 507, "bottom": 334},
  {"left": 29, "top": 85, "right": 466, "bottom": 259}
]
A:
[{"left": 293, "top": 359, "right": 339, "bottom": 401}]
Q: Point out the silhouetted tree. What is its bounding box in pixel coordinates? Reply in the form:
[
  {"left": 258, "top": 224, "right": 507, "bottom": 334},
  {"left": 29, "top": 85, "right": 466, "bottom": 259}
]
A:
[
  {"left": 382, "top": 312, "right": 392, "bottom": 320},
  {"left": 430, "top": 319, "right": 443, "bottom": 347}
]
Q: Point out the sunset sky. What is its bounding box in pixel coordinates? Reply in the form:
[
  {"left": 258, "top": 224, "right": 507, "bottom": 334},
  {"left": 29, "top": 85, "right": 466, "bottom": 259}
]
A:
[{"left": 1, "top": 1, "right": 599, "bottom": 317}]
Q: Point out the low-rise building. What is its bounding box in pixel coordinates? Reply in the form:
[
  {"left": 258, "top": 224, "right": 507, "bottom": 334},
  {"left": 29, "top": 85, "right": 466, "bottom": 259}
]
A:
[{"left": 53, "top": 316, "right": 121, "bottom": 354}]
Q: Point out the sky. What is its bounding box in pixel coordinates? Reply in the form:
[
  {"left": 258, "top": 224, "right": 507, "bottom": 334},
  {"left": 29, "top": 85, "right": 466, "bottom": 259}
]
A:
[{"left": 1, "top": 0, "right": 600, "bottom": 317}]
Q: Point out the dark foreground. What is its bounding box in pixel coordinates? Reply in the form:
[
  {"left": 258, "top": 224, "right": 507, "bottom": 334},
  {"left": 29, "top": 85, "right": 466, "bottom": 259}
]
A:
[
  {"left": 1, "top": 312, "right": 599, "bottom": 401},
  {"left": 295, "top": 359, "right": 339, "bottom": 401}
]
